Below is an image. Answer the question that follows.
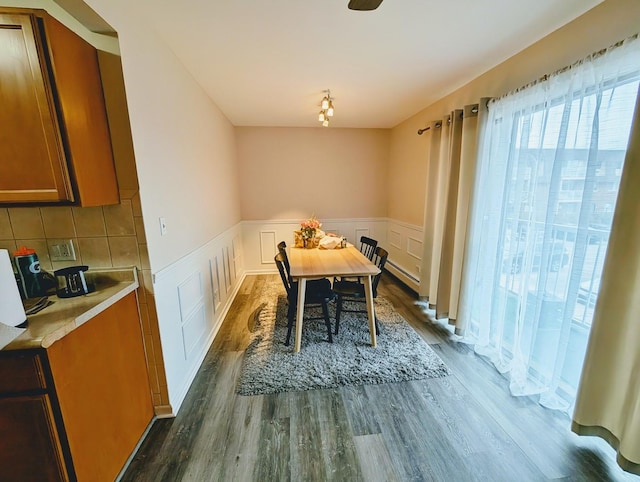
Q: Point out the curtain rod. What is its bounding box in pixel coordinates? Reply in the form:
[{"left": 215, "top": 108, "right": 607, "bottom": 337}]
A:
[
  {"left": 489, "top": 32, "right": 638, "bottom": 105},
  {"left": 417, "top": 104, "right": 479, "bottom": 135},
  {"left": 417, "top": 121, "right": 442, "bottom": 135}
]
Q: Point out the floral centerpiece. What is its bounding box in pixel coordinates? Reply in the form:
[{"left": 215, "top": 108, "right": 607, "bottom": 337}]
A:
[
  {"left": 296, "top": 215, "right": 322, "bottom": 248},
  {"left": 300, "top": 216, "right": 321, "bottom": 240}
]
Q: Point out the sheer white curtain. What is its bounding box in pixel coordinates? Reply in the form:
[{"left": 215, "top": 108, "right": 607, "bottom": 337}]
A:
[{"left": 458, "top": 35, "right": 640, "bottom": 412}]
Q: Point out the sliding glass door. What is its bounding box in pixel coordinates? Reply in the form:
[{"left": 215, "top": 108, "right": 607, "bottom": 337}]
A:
[{"left": 459, "top": 36, "right": 640, "bottom": 412}]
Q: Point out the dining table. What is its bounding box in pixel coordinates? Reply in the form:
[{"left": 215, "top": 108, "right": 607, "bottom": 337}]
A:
[{"left": 288, "top": 244, "right": 381, "bottom": 352}]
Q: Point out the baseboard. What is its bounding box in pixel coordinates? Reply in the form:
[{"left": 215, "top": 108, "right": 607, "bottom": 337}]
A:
[
  {"left": 116, "top": 417, "right": 156, "bottom": 481},
  {"left": 153, "top": 404, "right": 174, "bottom": 419},
  {"left": 385, "top": 261, "right": 420, "bottom": 292}
]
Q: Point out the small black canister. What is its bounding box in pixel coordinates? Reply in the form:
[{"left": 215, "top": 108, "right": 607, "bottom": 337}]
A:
[{"left": 13, "top": 246, "right": 44, "bottom": 299}]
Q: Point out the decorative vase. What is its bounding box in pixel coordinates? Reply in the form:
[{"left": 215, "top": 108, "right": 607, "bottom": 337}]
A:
[{"left": 304, "top": 237, "right": 314, "bottom": 249}]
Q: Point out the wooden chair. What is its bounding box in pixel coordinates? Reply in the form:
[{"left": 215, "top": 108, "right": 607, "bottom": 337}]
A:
[
  {"left": 275, "top": 253, "right": 335, "bottom": 346},
  {"left": 278, "top": 240, "right": 328, "bottom": 288},
  {"left": 335, "top": 235, "right": 378, "bottom": 283},
  {"left": 333, "top": 246, "right": 388, "bottom": 336},
  {"left": 277, "top": 241, "right": 292, "bottom": 283}
]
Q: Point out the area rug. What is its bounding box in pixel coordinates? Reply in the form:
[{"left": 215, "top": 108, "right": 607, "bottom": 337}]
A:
[{"left": 237, "top": 278, "right": 450, "bottom": 396}]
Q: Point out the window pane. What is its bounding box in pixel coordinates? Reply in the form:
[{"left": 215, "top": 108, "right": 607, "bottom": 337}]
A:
[{"left": 461, "top": 39, "right": 640, "bottom": 412}]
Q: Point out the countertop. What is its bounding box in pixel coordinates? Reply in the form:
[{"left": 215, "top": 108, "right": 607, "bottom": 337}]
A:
[{"left": 3, "top": 268, "right": 139, "bottom": 351}]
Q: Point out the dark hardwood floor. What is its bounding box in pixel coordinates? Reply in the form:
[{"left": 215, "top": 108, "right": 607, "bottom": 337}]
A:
[{"left": 122, "top": 273, "right": 638, "bottom": 481}]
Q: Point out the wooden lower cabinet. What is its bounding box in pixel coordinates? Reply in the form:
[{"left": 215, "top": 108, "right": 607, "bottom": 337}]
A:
[
  {"left": 0, "top": 292, "right": 153, "bottom": 481},
  {"left": 0, "top": 395, "right": 69, "bottom": 481},
  {"left": 48, "top": 292, "right": 154, "bottom": 481}
]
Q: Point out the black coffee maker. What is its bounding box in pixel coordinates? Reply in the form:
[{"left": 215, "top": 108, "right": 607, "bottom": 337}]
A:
[{"left": 54, "top": 265, "right": 95, "bottom": 298}]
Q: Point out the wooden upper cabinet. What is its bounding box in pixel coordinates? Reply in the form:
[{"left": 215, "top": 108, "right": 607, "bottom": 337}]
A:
[
  {"left": 0, "top": 8, "right": 119, "bottom": 206},
  {"left": 0, "top": 12, "right": 71, "bottom": 203}
]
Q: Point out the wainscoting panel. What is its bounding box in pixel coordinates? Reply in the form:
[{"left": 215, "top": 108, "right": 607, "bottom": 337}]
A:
[
  {"left": 152, "top": 223, "right": 245, "bottom": 414},
  {"left": 177, "top": 271, "right": 203, "bottom": 321},
  {"left": 209, "top": 257, "right": 221, "bottom": 313},
  {"left": 259, "top": 231, "right": 277, "bottom": 264},
  {"left": 181, "top": 306, "right": 206, "bottom": 359},
  {"left": 232, "top": 234, "right": 243, "bottom": 281},
  {"left": 389, "top": 229, "right": 402, "bottom": 250},
  {"left": 241, "top": 218, "right": 388, "bottom": 273},
  {"left": 407, "top": 236, "right": 423, "bottom": 260},
  {"left": 385, "top": 219, "right": 424, "bottom": 292},
  {"left": 222, "top": 246, "right": 231, "bottom": 293}
]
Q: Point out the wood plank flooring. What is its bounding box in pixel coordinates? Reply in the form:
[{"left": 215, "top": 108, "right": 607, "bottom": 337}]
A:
[{"left": 122, "top": 273, "right": 638, "bottom": 482}]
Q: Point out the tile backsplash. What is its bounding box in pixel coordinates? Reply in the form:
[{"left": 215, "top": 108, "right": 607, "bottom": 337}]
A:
[
  {"left": 0, "top": 194, "right": 170, "bottom": 414},
  {"left": 0, "top": 199, "right": 146, "bottom": 272}
]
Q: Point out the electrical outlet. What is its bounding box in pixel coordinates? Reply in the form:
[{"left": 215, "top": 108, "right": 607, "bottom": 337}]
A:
[
  {"left": 50, "top": 239, "right": 77, "bottom": 261},
  {"left": 159, "top": 217, "right": 168, "bottom": 236}
]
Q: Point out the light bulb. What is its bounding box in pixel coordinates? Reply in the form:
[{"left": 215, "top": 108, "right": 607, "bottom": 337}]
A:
[
  {"left": 318, "top": 111, "right": 325, "bottom": 122},
  {"left": 327, "top": 101, "right": 334, "bottom": 117},
  {"left": 321, "top": 96, "right": 329, "bottom": 110},
  {"left": 322, "top": 119, "right": 329, "bottom": 127}
]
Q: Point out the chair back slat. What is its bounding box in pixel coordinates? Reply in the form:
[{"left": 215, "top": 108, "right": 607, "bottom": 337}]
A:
[
  {"left": 371, "top": 246, "right": 388, "bottom": 298},
  {"left": 277, "top": 241, "right": 294, "bottom": 284},
  {"left": 359, "top": 236, "right": 378, "bottom": 261},
  {"left": 274, "top": 252, "right": 293, "bottom": 297}
]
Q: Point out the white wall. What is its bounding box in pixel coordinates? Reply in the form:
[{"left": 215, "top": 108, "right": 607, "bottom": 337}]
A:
[
  {"left": 79, "top": 0, "right": 243, "bottom": 412},
  {"left": 236, "top": 127, "right": 390, "bottom": 221},
  {"left": 85, "top": 0, "right": 241, "bottom": 274}
]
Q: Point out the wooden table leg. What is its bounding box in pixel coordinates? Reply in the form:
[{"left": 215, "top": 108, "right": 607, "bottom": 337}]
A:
[
  {"left": 364, "top": 275, "right": 377, "bottom": 347},
  {"left": 294, "top": 277, "right": 307, "bottom": 352}
]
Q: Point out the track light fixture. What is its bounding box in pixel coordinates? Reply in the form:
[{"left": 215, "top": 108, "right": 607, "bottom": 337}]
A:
[{"left": 318, "top": 89, "right": 334, "bottom": 127}]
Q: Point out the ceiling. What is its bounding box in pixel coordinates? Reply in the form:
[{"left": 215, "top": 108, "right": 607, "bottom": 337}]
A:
[{"left": 59, "top": 0, "right": 602, "bottom": 128}]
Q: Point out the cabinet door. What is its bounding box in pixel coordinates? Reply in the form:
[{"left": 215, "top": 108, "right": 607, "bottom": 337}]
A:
[
  {"left": 0, "top": 13, "right": 73, "bottom": 203},
  {"left": 42, "top": 13, "right": 120, "bottom": 207},
  {"left": 47, "top": 292, "right": 153, "bottom": 481},
  {"left": 0, "top": 351, "right": 46, "bottom": 394},
  {"left": 0, "top": 395, "right": 70, "bottom": 481}
]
